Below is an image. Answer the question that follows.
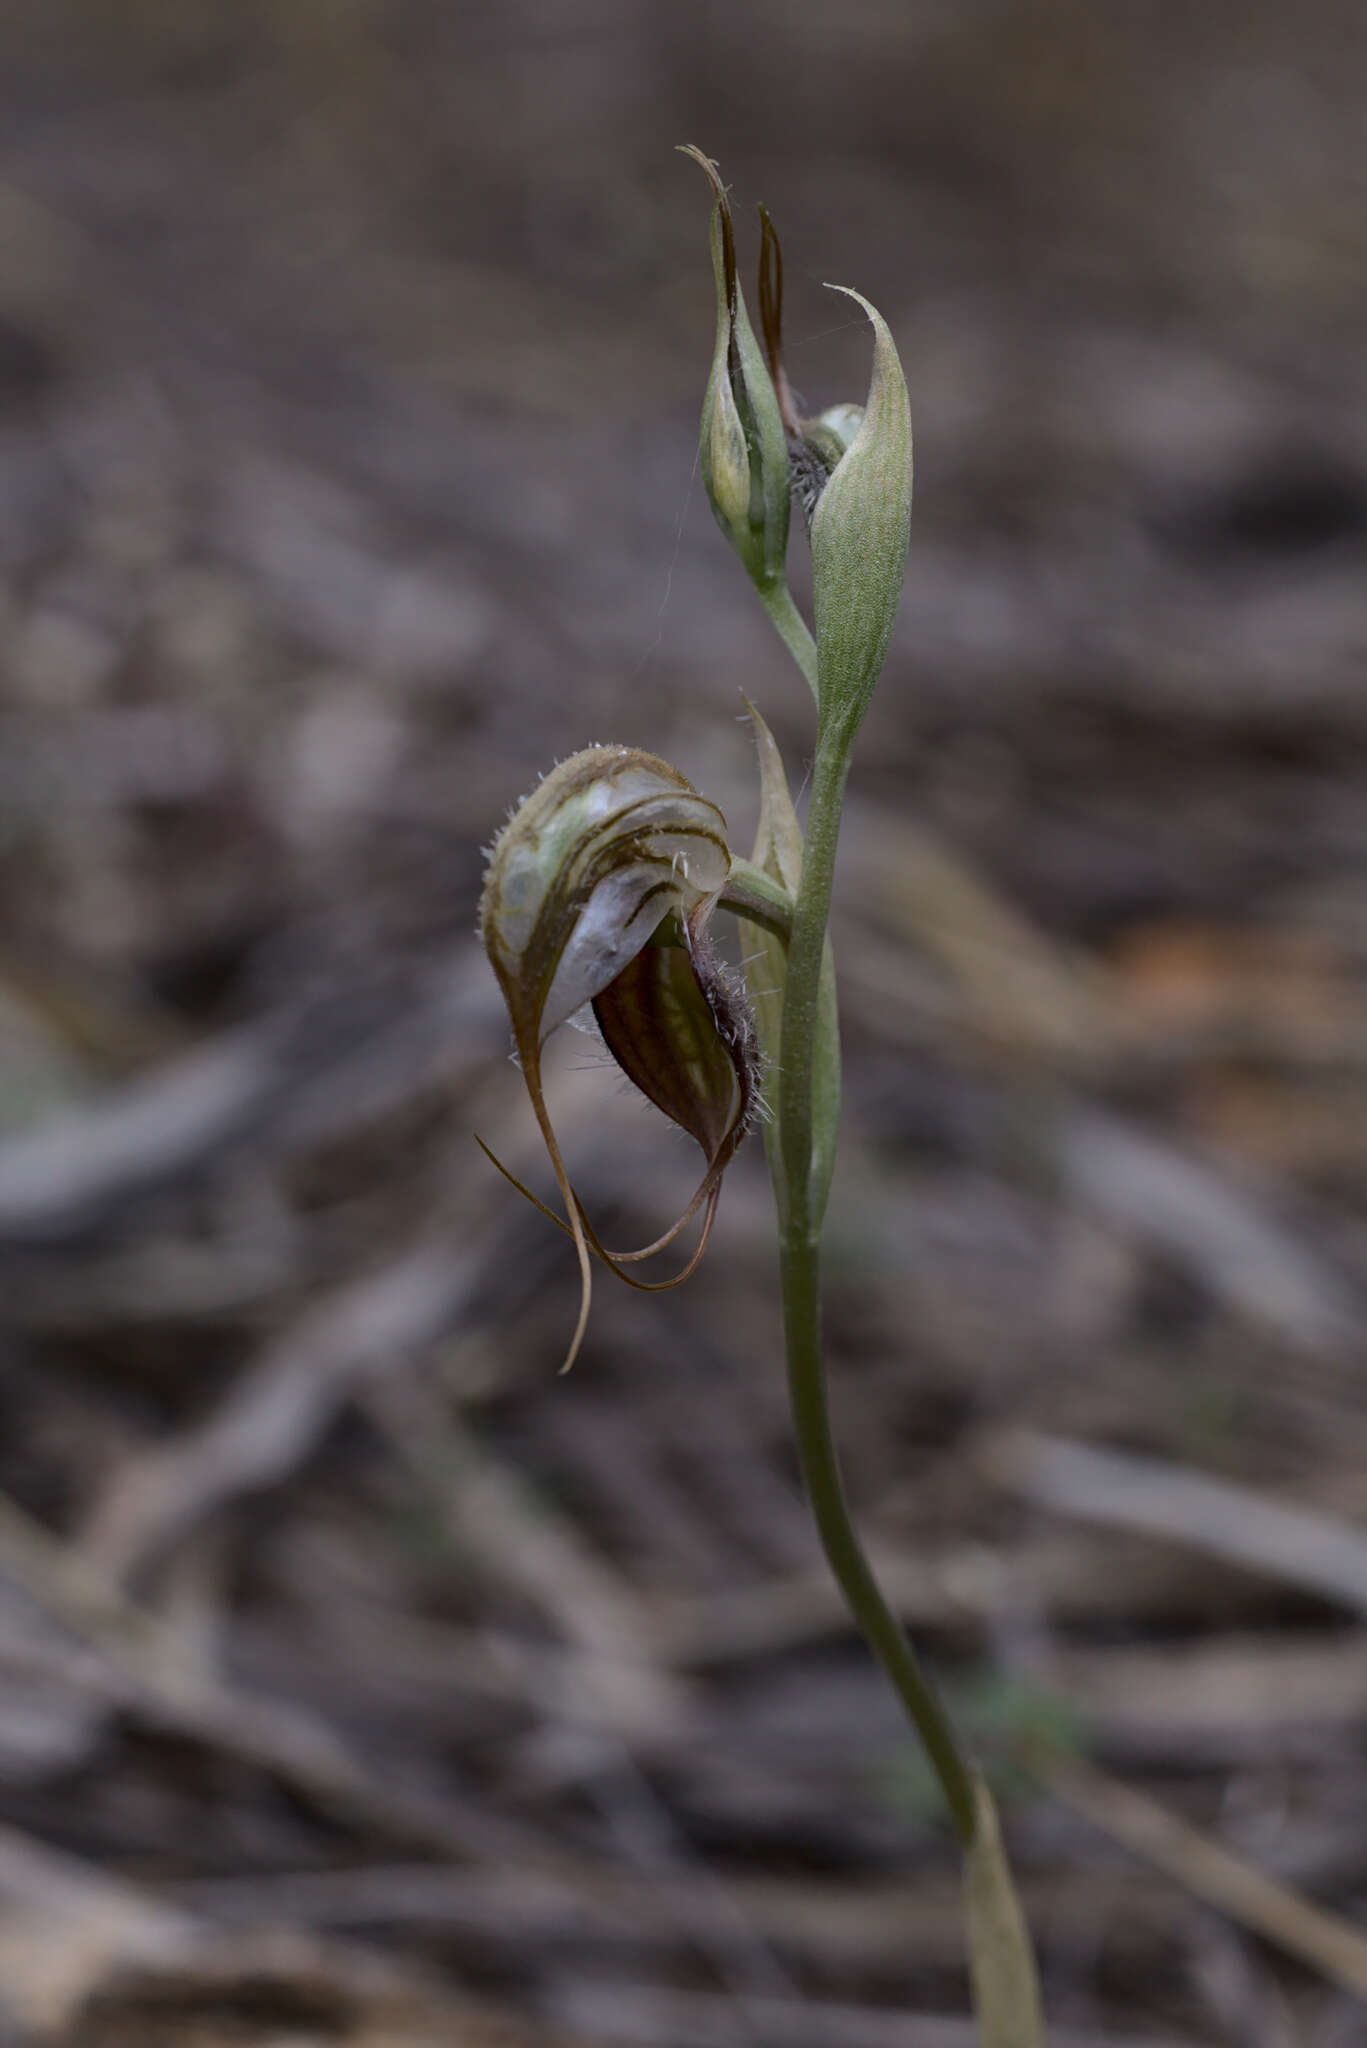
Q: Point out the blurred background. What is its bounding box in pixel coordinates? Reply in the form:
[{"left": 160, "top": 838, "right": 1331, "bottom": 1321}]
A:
[{"left": 1, "top": 2, "right": 1366, "bottom": 2042}]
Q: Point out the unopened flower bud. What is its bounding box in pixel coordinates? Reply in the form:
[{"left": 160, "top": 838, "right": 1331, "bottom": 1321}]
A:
[{"left": 682, "top": 147, "right": 791, "bottom": 596}]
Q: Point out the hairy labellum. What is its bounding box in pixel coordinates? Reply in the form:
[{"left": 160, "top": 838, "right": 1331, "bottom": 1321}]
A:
[{"left": 593, "top": 914, "right": 759, "bottom": 1179}]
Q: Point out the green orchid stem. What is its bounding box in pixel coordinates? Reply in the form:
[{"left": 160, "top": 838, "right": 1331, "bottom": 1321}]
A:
[
  {"left": 757, "top": 578, "right": 820, "bottom": 707},
  {"left": 775, "top": 734, "right": 978, "bottom": 1851}
]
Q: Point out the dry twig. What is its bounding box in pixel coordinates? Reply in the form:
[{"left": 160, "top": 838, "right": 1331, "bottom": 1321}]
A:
[{"left": 985, "top": 1429, "right": 1367, "bottom": 1620}]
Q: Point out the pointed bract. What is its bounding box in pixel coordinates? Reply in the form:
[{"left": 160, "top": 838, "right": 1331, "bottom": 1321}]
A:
[
  {"left": 810, "top": 288, "right": 913, "bottom": 743},
  {"left": 964, "top": 1771, "right": 1047, "bottom": 2047},
  {"left": 737, "top": 700, "right": 841, "bottom": 1228}
]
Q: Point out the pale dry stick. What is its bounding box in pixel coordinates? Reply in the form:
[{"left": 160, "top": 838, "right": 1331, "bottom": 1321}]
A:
[
  {"left": 12, "top": 1232, "right": 297, "bottom": 1330},
  {"left": 44, "top": 1107, "right": 778, "bottom": 1995},
  {"left": 981, "top": 1431, "right": 1367, "bottom": 1998},
  {"left": 0, "top": 1817, "right": 559, "bottom": 2048},
  {"left": 0, "top": 1817, "right": 198, "bottom": 2036},
  {"left": 651, "top": 1533, "right": 1273, "bottom": 1668},
  {"left": 248, "top": 1595, "right": 674, "bottom": 1746},
  {"left": 845, "top": 797, "right": 1367, "bottom": 1080},
  {"left": 0, "top": 1492, "right": 173, "bottom": 1669},
  {"left": 74, "top": 1048, "right": 614, "bottom": 1588},
  {"left": 80, "top": 1238, "right": 480, "bottom": 1586},
  {"left": 172, "top": 1857, "right": 1171, "bottom": 1975},
  {"left": 985, "top": 1429, "right": 1367, "bottom": 1621},
  {"left": 1056, "top": 1110, "right": 1359, "bottom": 1356},
  {"left": 1037, "top": 1630, "right": 1367, "bottom": 1752},
  {"left": 1190, "top": 1915, "right": 1303, "bottom": 2048},
  {"left": 0, "top": 1485, "right": 531, "bottom": 1866},
  {"left": 1040, "top": 1756, "right": 1367, "bottom": 2005},
  {"left": 0, "top": 947, "right": 504, "bottom": 1247},
  {"left": 8, "top": 1551, "right": 1142, "bottom": 1999},
  {"left": 0, "top": 1023, "right": 288, "bottom": 1244},
  {"left": 841, "top": 928, "right": 1360, "bottom": 1358},
  {"left": 840, "top": 803, "right": 1114, "bottom": 1070},
  {"left": 365, "top": 1379, "right": 682, "bottom": 1735},
  {"left": 835, "top": 795, "right": 1362, "bottom": 1358},
  {"left": 367, "top": 1384, "right": 797, "bottom": 2018}
]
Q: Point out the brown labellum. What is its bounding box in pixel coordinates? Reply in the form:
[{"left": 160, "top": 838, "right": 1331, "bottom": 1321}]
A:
[{"left": 592, "top": 911, "right": 760, "bottom": 1254}]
